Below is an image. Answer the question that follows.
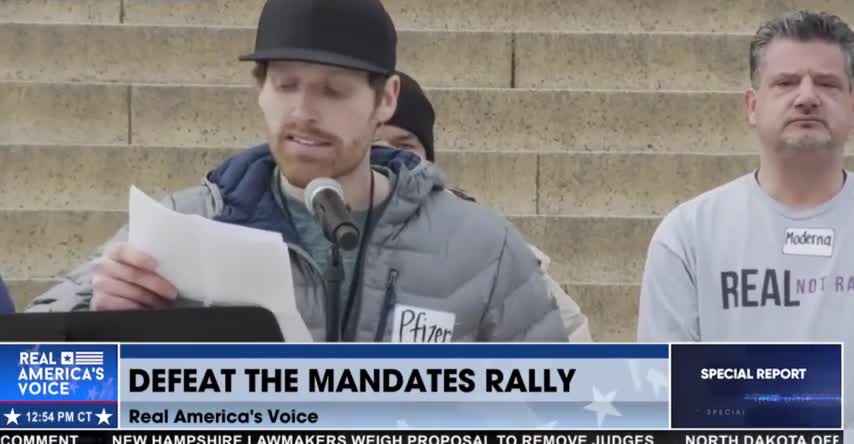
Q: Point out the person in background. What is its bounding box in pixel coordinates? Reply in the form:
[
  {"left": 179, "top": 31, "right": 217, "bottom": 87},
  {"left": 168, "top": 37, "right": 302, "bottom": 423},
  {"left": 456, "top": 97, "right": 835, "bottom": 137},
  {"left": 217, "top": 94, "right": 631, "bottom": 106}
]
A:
[{"left": 374, "top": 71, "right": 592, "bottom": 342}]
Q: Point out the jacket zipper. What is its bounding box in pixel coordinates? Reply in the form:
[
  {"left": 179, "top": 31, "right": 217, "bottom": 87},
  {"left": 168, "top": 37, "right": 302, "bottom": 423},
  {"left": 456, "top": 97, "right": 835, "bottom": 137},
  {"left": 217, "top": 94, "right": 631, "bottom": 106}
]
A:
[{"left": 373, "top": 268, "right": 399, "bottom": 341}]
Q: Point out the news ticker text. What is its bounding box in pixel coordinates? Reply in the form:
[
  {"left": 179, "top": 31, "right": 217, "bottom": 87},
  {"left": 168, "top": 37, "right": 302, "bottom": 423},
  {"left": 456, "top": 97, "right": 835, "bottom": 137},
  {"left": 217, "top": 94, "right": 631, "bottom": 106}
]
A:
[{"left": 0, "top": 430, "right": 841, "bottom": 444}]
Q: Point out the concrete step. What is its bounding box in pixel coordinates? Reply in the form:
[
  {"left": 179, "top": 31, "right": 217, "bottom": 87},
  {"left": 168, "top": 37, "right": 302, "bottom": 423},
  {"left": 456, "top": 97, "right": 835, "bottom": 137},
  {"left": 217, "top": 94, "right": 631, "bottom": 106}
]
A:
[
  {"left": 437, "top": 152, "right": 538, "bottom": 214},
  {"left": 511, "top": 216, "right": 658, "bottom": 285},
  {"left": 537, "top": 153, "right": 758, "bottom": 216},
  {"left": 384, "top": 0, "right": 854, "bottom": 33},
  {"left": 567, "top": 283, "right": 639, "bottom": 341},
  {"left": 118, "top": 0, "right": 854, "bottom": 32},
  {"left": 0, "top": 0, "right": 119, "bottom": 24},
  {"left": 126, "top": 85, "right": 752, "bottom": 153},
  {"left": 0, "top": 210, "right": 127, "bottom": 281},
  {"left": 5, "top": 279, "right": 57, "bottom": 312},
  {"left": 0, "top": 145, "right": 238, "bottom": 211},
  {"left": 0, "top": 145, "right": 537, "bottom": 215},
  {"left": 22, "top": 147, "right": 854, "bottom": 219},
  {"left": 11, "top": 82, "right": 854, "bottom": 153},
  {"left": 0, "top": 82, "right": 128, "bottom": 146},
  {"left": 6, "top": 278, "right": 640, "bottom": 342},
  {"left": 122, "top": 0, "right": 263, "bottom": 26},
  {"left": 0, "top": 23, "right": 511, "bottom": 88},
  {"left": 1, "top": 81, "right": 764, "bottom": 154},
  {"left": 0, "top": 211, "right": 652, "bottom": 286},
  {"left": 30, "top": 145, "right": 854, "bottom": 218},
  {"left": 515, "top": 32, "right": 750, "bottom": 91},
  {"left": 0, "top": 145, "right": 732, "bottom": 216}
]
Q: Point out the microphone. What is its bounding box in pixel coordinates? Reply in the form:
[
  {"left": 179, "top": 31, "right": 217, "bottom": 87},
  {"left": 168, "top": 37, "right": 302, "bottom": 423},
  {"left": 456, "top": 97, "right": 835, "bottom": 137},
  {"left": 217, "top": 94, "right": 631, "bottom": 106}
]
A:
[{"left": 304, "top": 178, "right": 360, "bottom": 251}]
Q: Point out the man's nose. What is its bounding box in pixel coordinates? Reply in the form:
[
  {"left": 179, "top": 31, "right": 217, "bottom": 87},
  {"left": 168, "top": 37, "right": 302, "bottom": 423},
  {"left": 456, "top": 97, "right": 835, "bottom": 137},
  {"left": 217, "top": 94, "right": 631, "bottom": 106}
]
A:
[
  {"left": 288, "top": 91, "right": 318, "bottom": 121},
  {"left": 793, "top": 77, "right": 820, "bottom": 113}
]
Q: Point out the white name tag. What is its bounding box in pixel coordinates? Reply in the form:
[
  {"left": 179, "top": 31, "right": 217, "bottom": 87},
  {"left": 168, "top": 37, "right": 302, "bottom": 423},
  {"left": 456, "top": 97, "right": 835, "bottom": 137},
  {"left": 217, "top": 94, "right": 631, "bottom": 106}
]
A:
[
  {"left": 782, "top": 228, "right": 834, "bottom": 257},
  {"left": 391, "top": 304, "right": 455, "bottom": 343}
]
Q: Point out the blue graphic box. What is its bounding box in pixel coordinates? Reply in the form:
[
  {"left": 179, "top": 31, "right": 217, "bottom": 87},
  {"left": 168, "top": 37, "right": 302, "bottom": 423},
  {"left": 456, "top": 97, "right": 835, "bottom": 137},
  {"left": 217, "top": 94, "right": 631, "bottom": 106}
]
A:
[
  {"left": 671, "top": 343, "right": 842, "bottom": 429},
  {"left": 0, "top": 343, "right": 118, "bottom": 429}
]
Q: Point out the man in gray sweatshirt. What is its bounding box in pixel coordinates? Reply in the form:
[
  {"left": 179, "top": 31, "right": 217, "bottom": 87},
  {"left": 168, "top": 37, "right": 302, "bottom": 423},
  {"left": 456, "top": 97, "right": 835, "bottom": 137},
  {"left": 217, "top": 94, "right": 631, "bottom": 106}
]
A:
[{"left": 638, "top": 10, "right": 854, "bottom": 430}]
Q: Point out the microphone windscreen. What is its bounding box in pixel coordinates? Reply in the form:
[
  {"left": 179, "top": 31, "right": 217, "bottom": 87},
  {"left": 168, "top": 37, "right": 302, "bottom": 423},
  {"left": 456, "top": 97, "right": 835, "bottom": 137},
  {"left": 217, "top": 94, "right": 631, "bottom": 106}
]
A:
[{"left": 304, "top": 177, "right": 344, "bottom": 214}]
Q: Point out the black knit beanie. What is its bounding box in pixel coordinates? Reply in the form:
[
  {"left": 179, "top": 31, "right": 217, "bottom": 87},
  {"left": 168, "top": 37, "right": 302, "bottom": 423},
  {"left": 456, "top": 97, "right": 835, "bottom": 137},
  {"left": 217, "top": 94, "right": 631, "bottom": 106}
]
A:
[{"left": 386, "top": 71, "right": 435, "bottom": 161}]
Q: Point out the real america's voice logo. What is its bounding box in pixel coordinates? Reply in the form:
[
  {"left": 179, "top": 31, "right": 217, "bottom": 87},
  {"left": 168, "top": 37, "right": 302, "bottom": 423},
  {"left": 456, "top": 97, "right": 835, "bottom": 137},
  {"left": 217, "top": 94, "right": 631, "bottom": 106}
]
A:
[
  {"left": 18, "top": 349, "right": 106, "bottom": 396},
  {"left": 1, "top": 345, "right": 118, "bottom": 428}
]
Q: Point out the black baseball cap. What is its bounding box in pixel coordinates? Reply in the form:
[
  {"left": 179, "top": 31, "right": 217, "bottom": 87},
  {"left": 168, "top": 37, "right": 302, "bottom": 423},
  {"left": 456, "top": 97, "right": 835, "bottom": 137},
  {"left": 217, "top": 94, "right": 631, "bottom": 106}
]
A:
[{"left": 239, "top": 0, "right": 397, "bottom": 76}]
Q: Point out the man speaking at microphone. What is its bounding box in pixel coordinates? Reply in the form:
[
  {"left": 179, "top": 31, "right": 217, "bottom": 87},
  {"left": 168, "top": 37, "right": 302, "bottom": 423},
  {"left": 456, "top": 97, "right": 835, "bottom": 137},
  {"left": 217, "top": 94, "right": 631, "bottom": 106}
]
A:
[{"left": 26, "top": 0, "right": 568, "bottom": 342}]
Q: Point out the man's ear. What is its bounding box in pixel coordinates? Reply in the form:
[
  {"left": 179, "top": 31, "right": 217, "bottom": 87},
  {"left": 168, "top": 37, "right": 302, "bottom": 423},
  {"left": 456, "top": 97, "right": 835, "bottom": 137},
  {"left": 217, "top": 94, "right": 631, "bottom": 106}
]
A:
[
  {"left": 376, "top": 74, "right": 400, "bottom": 123},
  {"left": 745, "top": 88, "right": 758, "bottom": 128}
]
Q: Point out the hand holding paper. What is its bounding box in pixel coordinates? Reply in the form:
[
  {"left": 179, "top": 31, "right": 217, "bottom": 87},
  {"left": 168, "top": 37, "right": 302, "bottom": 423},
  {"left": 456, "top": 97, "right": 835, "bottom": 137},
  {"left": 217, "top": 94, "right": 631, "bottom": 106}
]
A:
[{"left": 127, "top": 186, "right": 313, "bottom": 342}]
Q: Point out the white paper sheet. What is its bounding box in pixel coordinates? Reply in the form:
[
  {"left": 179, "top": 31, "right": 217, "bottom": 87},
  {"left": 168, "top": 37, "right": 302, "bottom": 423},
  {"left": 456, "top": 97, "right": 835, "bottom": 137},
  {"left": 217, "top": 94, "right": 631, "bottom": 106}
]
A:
[{"left": 127, "top": 185, "right": 313, "bottom": 342}]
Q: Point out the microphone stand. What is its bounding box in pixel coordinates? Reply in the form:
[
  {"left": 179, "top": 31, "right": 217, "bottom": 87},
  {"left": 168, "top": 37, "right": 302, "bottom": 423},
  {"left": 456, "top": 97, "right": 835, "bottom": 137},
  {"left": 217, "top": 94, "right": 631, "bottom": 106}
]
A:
[
  {"left": 315, "top": 172, "right": 374, "bottom": 342},
  {"left": 324, "top": 244, "right": 344, "bottom": 342}
]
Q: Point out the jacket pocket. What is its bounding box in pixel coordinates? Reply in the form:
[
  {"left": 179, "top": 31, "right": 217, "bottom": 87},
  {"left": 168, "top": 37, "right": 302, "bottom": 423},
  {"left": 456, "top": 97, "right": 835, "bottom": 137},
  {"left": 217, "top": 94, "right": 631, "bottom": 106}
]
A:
[{"left": 373, "top": 268, "right": 399, "bottom": 341}]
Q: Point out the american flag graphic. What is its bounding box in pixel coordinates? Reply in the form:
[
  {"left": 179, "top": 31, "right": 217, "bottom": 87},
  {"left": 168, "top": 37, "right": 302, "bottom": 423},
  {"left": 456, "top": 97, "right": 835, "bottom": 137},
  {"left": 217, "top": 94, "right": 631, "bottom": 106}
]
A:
[{"left": 73, "top": 351, "right": 103, "bottom": 366}]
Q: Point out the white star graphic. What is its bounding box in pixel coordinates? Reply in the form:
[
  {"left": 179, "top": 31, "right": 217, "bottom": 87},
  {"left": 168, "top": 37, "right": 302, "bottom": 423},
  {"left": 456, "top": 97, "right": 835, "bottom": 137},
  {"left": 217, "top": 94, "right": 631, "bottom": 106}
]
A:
[
  {"left": 646, "top": 368, "right": 669, "bottom": 399},
  {"left": 95, "top": 408, "right": 112, "bottom": 425},
  {"left": 98, "top": 378, "right": 115, "bottom": 400},
  {"left": 538, "top": 420, "right": 559, "bottom": 429},
  {"left": 628, "top": 360, "right": 643, "bottom": 392},
  {"left": 584, "top": 387, "right": 622, "bottom": 427},
  {"left": 4, "top": 409, "right": 20, "bottom": 425}
]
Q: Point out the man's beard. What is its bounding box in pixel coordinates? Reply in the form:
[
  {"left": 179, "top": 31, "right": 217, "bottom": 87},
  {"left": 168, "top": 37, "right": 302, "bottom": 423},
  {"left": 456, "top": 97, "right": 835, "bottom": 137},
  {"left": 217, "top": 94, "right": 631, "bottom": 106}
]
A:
[
  {"left": 272, "top": 129, "right": 373, "bottom": 189},
  {"left": 778, "top": 127, "right": 835, "bottom": 153}
]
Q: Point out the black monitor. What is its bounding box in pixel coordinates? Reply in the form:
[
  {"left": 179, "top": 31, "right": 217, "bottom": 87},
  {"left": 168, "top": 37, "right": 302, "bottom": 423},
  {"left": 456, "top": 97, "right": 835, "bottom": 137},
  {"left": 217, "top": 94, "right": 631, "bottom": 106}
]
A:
[{"left": 0, "top": 306, "right": 285, "bottom": 342}]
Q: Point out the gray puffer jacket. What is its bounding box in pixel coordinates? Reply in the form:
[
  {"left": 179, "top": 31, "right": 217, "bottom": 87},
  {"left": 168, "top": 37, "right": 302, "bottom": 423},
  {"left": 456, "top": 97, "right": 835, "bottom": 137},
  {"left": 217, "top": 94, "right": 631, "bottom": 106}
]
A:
[{"left": 27, "top": 145, "right": 568, "bottom": 342}]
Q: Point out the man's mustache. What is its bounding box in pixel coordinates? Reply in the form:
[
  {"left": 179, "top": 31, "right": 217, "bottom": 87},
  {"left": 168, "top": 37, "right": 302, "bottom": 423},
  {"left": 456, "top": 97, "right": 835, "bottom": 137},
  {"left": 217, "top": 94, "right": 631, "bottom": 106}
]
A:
[{"left": 279, "top": 123, "right": 339, "bottom": 144}]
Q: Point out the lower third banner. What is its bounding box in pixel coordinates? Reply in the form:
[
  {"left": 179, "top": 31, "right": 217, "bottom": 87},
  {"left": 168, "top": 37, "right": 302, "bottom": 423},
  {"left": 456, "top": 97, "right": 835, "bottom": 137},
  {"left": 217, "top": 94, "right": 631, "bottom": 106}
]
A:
[{"left": 119, "top": 344, "right": 669, "bottom": 429}]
